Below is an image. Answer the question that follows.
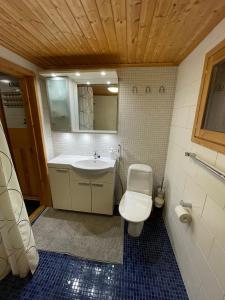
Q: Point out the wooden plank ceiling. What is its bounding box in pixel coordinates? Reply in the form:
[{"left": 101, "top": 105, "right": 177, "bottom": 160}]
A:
[{"left": 0, "top": 0, "right": 224, "bottom": 68}]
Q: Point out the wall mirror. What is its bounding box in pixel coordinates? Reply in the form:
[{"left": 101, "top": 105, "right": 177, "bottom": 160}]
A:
[
  {"left": 40, "top": 70, "right": 118, "bottom": 133},
  {"left": 192, "top": 39, "right": 225, "bottom": 153}
]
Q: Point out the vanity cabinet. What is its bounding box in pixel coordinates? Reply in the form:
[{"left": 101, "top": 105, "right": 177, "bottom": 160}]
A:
[
  {"left": 49, "top": 168, "right": 71, "bottom": 210},
  {"left": 48, "top": 164, "right": 115, "bottom": 215}
]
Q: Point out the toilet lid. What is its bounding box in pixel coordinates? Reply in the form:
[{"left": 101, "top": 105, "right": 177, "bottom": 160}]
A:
[{"left": 119, "top": 191, "right": 152, "bottom": 223}]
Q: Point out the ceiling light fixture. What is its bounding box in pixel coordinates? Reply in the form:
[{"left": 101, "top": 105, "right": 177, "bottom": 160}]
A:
[
  {"left": 75, "top": 72, "right": 80, "bottom": 76},
  {"left": 107, "top": 86, "right": 118, "bottom": 93},
  {"left": 101, "top": 71, "right": 106, "bottom": 76}
]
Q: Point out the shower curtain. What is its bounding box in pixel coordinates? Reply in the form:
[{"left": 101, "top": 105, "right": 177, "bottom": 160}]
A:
[
  {"left": 78, "top": 86, "right": 94, "bottom": 130},
  {"left": 0, "top": 121, "right": 39, "bottom": 280}
]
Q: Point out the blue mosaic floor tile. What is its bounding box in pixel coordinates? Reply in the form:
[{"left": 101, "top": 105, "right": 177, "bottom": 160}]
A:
[{"left": 0, "top": 215, "right": 188, "bottom": 300}]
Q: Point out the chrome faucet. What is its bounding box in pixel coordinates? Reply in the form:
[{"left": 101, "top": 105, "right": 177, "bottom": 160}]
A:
[{"left": 93, "top": 151, "right": 98, "bottom": 159}]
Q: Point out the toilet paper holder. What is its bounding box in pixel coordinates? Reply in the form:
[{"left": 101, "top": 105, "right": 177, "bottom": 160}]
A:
[{"left": 180, "top": 200, "right": 192, "bottom": 209}]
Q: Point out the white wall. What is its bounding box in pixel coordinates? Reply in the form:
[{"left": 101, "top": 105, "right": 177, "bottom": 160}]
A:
[
  {"left": 52, "top": 67, "right": 177, "bottom": 197},
  {"left": 0, "top": 45, "right": 54, "bottom": 159},
  {"left": 164, "top": 18, "right": 225, "bottom": 300},
  {"left": 0, "top": 46, "right": 39, "bottom": 73}
]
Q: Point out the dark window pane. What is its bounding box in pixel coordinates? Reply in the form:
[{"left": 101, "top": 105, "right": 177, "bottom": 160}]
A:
[{"left": 202, "top": 59, "right": 225, "bottom": 133}]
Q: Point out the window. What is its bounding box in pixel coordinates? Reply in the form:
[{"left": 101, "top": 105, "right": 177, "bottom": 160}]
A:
[{"left": 192, "top": 39, "right": 225, "bottom": 154}]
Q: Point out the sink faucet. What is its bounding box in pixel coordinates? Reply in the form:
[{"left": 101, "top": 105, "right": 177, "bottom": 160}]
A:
[{"left": 93, "top": 151, "right": 98, "bottom": 159}]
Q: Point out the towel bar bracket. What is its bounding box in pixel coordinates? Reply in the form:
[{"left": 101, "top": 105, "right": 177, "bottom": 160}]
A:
[{"left": 180, "top": 200, "right": 192, "bottom": 208}]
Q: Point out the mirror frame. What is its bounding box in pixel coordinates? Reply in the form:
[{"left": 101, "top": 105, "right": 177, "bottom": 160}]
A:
[{"left": 192, "top": 38, "right": 225, "bottom": 154}]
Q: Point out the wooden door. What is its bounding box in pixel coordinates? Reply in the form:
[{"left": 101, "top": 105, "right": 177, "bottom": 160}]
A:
[
  {"left": 0, "top": 58, "right": 52, "bottom": 218},
  {"left": 0, "top": 84, "right": 40, "bottom": 199},
  {"left": 7, "top": 128, "right": 40, "bottom": 198}
]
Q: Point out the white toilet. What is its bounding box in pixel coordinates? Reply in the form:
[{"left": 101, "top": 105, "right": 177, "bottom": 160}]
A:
[{"left": 119, "top": 164, "right": 153, "bottom": 237}]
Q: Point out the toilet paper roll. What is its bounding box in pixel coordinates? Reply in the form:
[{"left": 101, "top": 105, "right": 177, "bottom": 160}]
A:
[{"left": 175, "top": 205, "right": 192, "bottom": 223}]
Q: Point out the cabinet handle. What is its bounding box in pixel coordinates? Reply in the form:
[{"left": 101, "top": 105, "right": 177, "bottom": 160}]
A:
[
  {"left": 78, "top": 182, "right": 90, "bottom": 186},
  {"left": 92, "top": 183, "right": 103, "bottom": 187},
  {"left": 56, "top": 169, "right": 68, "bottom": 172}
]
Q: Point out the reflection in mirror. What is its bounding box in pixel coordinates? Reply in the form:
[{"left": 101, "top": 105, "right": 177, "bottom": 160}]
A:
[
  {"left": 202, "top": 59, "right": 225, "bottom": 133},
  {"left": 41, "top": 70, "right": 118, "bottom": 133},
  {"left": 78, "top": 84, "right": 118, "bottom": 131}
]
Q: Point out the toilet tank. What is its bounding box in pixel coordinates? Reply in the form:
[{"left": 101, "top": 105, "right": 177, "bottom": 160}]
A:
[{"left": 127, "top": 164, "right": 153, "bottom": 196}]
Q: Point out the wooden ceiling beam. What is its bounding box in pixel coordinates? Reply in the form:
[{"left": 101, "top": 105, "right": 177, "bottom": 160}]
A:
[{"left": 0, "top": 57, "right": 34, "bottom": 77}]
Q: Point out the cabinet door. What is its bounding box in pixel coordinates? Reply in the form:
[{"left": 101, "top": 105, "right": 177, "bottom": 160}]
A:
[
  {"left": 46, "top": 78, "right": 71, "bottom": 131},
  {"left": 70, "top": 172, "right": 91, "bottom": 213},
  {"left": 49, "top": 168, "right": 71, "bottom": 210},
  {"left": 91, "top": 183, "right": 114, "bottom": 215}
]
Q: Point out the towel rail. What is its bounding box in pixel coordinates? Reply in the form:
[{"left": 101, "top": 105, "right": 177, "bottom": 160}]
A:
[{"left": 185, "top": 152, "right": 225, "bottom": 182}]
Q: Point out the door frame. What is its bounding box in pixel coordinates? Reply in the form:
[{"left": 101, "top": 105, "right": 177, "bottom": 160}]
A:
[{"left": 0, "top": 57, "right": 51, "bottom": 221}]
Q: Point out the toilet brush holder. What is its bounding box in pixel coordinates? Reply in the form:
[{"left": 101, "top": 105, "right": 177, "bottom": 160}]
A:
[{"left": 154, "top": 186, "right": 165, "bottom": 208}]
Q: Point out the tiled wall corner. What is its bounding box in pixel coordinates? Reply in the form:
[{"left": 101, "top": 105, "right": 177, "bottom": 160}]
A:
[{"left": 164, "top": 18, "right": 225, "bottom": 300}]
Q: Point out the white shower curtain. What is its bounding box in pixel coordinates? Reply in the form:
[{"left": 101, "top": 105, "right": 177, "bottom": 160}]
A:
[{"left": 0, "top": 121, "right": 39, "bottom": 280}]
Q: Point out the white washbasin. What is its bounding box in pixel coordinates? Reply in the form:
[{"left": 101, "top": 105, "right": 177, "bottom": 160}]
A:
[{"left": 73, "top": 159, "right": 112, "bottom": 171}]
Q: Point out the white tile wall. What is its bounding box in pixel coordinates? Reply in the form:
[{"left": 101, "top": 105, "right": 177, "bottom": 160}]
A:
[
  {"left": 164, "top": 18, "right": 225, "bottom": 300},
  {"left": 51, "top": 67, "right": 177, "bottom": 201}
]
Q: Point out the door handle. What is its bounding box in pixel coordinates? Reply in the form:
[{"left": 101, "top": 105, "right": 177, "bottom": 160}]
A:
[
  {"left": 92, "top": 183, "right": 103, "bottom": 187},
  {"left": 78, "top": 182, "right": 90, "bottom": 186}
]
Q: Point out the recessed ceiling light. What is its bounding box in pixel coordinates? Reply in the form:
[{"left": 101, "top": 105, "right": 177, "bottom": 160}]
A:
[
  {"left": 101, "top": 71, "right": 106, "bottom": 76},
  {"left": 87, "top": 81, "right": 90, "bottom": 85},
  {"left": 107, "top": 81, "right": 111, "bottom": 85},
  {"left": 0, "top": 79, "right": 10, "bottom": 84},
  {"left": 51, "top": 73, "right": 56, "bottom": 77},
  {"left": 75, "top": 72, "right": 80, "bottom": 76},
  {"left": 108, "top": 86, "right": 118, "bottom": 93}
]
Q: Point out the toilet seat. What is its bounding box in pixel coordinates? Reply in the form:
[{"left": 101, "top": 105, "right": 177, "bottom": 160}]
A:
[{"left": 119, "top": 191, "right": 152, "bottom": 223}]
